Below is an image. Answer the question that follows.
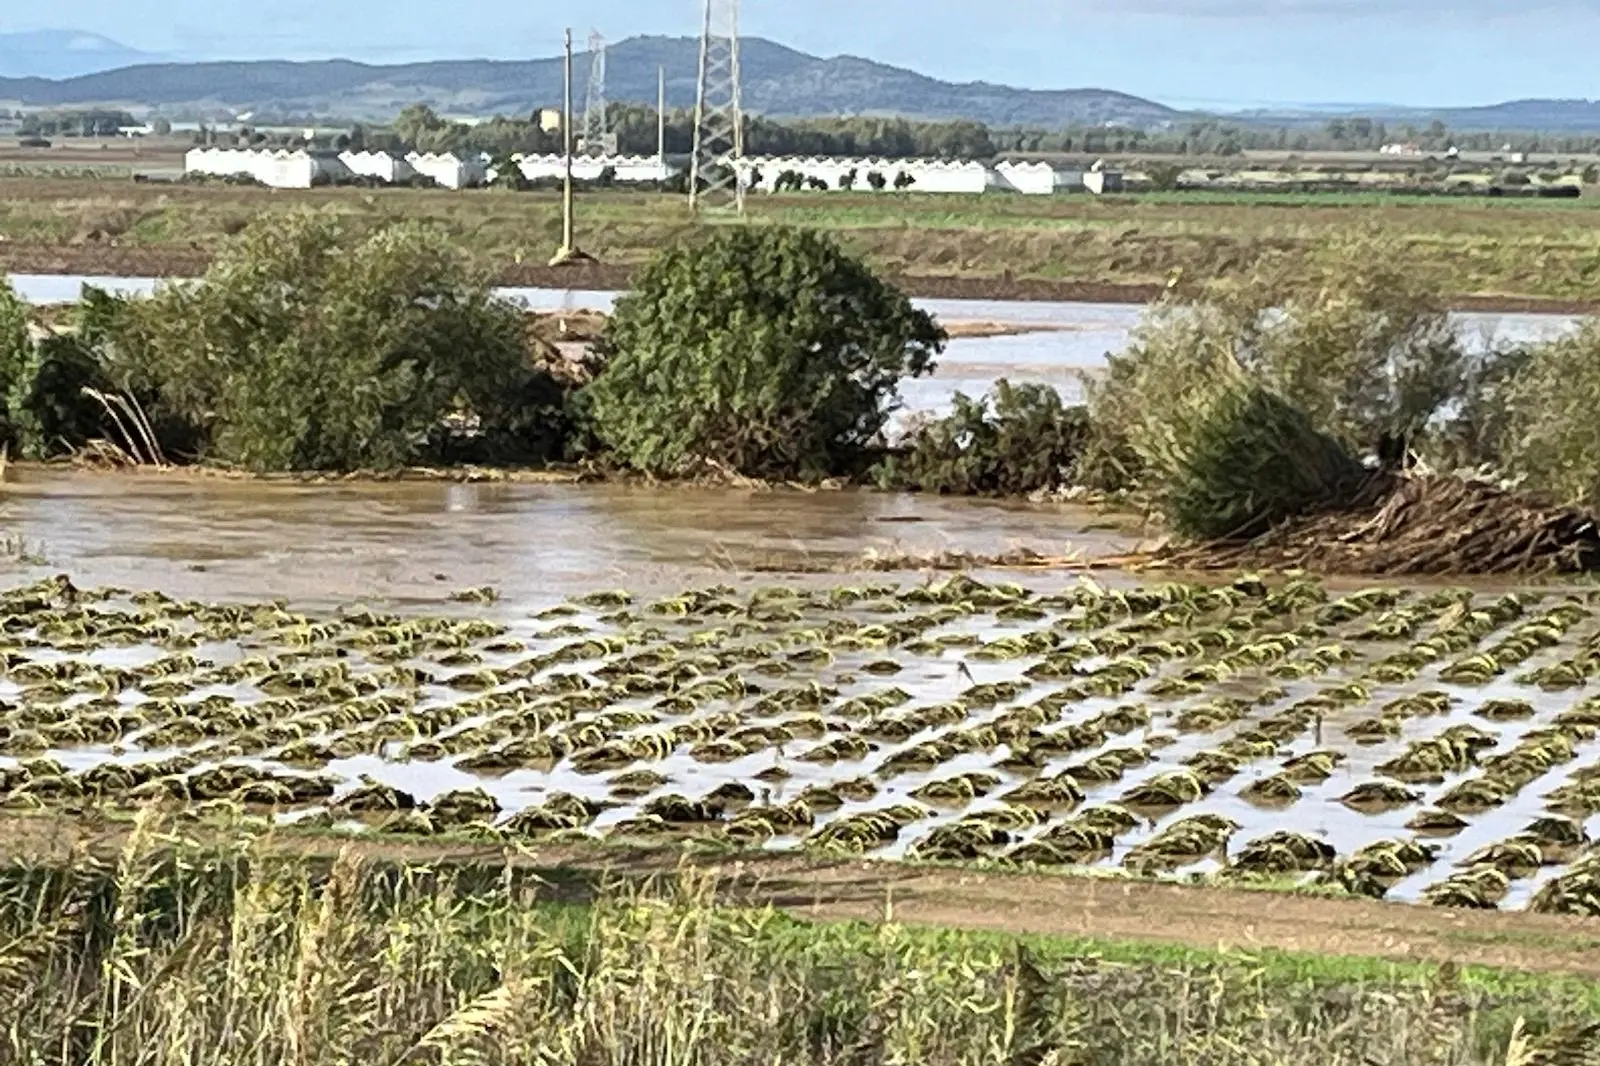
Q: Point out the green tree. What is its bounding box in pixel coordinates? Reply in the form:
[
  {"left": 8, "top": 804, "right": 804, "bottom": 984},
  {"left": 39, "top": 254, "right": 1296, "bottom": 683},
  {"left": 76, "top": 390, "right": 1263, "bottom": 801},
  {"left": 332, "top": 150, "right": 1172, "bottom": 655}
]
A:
[
  {"left": 877, "top": 380, "right": 1089, "bottom": 495},
  {"left": 111, "top": 212, "right": 554, "bottom": 472},
  {"left": 584, "top": 227, "right": 945, "bottom": 480},
  {"left": 0, "top": 280, "right": 30, "bottom": 450},
  {"left": 1087, "top": 234, "right": 1464, "bottom": 490},
  {"left": 1499, "top": 323, "right": 1600, "bottom": 509},
  {"left": 394, "top": 104, "right": 446, "bottom": 150}
]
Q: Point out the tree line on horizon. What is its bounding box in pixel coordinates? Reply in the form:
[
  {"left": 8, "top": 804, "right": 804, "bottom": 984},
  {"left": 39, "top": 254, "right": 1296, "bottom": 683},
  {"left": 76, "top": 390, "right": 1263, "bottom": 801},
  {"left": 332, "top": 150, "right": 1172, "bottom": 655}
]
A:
[
  {"left": 301, "top": 106, "right": 1600, "bottom": 160},
  {"left": 13, "top": 102, "right": 1600, "bottom": 160}
]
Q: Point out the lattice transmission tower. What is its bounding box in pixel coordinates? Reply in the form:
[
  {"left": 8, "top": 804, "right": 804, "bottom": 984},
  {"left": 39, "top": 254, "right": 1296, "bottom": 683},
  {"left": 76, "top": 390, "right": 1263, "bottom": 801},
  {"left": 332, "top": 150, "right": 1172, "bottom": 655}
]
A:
[
  {"left": 580, "top": 31, "right": 615, "bottom": 156},
  {"left": 689, "top": 0, "right": 744, "bottom": 213}
]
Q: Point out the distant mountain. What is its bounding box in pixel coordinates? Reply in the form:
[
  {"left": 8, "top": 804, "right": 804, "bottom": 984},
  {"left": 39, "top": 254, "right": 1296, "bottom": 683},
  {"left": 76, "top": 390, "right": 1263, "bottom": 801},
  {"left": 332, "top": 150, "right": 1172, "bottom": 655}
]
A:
[
  {"left": 0, "top": 30, "right": 160, "bottom": 80},
  {"left": 2, "top": 33, "right": 1595, "bottom": 133},
  {"left": 0, "top": 35, "right": 1182, "bottom": 128},
  {"left": 1232, "top": 99, "right": 1600, "bottom": 133},
  {"left": 1428, "top": 100, "right": 1600, "bottom": 133}
]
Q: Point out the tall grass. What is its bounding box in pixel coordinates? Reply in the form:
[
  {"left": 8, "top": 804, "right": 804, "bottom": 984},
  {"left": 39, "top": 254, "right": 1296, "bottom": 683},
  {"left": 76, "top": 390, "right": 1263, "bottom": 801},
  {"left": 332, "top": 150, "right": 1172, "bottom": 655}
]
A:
[{"left": 1, "top": 816, "right": 1593, "bottom": 1065}]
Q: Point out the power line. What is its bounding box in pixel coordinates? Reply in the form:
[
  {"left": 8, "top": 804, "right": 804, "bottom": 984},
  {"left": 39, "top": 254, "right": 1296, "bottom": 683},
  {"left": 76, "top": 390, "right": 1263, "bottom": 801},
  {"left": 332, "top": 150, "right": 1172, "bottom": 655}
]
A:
[{"left": 689, "top": 0, "right": 743, "bottom": 214}]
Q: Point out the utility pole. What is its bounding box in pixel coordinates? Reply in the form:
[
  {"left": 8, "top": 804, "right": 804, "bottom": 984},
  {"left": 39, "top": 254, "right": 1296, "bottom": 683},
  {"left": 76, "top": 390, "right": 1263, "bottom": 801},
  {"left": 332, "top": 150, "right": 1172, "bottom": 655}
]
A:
[
  {"left": 657, "top": 65, "right": 666, "bottom": 164},
  {"left": 689, "top": 0, "right": 744, "bottom": 214},
  {"left": 550, "top": 28, "right": 590, "bottom": 265}
]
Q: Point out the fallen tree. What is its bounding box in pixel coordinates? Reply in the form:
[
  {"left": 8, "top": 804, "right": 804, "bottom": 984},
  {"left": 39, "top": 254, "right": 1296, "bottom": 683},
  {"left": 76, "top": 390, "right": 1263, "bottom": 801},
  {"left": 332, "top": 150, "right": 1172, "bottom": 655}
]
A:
[{"left": 1150, "top": 474, "right": 1600, "bottom": 575}]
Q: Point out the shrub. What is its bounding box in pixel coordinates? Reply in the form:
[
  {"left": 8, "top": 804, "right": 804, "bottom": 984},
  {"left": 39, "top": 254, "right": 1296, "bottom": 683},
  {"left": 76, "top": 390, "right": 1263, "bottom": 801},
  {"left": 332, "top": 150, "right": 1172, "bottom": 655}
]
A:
[
  {"left": 1135, "top": 373, "right": 1364, "bottom": 540},
  {"left": 0, "top": 283, "right": 132, "bottom": 459},
  {"left": 110, "top": 211, "right": 557, "bottom": 472},
  {"left": 876, "top": 380, "right": 1089, "bottom": 495},
  {"left": 1145, "top": 163, "right": 1185, "bottom": 191},
  {"left": 5, "top": 333, "right": 113, "bottom": 460},
  {"left": 1088, "top": 233, "right": 1463, "bottom": 485},
  {"left": 585, "top": 226, "right": 944, "bottom": 480},
  {"left": 0, "top": 281, "right": 31, "bottom": 450},
  {"left": 1498, "top": 322, "right": 1600, "bottom": 509},
  {"left": 1425, "top": 344, "right": 1533, "bottom": 474}
]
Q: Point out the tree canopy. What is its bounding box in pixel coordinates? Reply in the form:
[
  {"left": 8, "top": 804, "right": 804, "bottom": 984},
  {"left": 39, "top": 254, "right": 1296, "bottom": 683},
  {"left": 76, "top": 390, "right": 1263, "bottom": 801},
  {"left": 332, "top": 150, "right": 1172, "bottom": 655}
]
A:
[{"left": 584, "top": 226, "right": 944, "bottom": 480}]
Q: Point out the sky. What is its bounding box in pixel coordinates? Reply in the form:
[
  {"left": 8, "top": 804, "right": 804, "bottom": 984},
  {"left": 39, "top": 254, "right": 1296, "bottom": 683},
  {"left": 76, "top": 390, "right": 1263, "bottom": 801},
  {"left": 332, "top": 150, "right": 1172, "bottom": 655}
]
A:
[{"left": 8, "top": 0, "right": 1600, "bottom": 108}]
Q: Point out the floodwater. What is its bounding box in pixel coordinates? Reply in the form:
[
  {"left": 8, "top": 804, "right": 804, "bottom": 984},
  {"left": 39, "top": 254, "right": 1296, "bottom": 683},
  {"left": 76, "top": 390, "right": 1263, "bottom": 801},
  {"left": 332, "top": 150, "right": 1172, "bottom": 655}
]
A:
[
  {"left": 9, "top": 276, "right": 1582, "bottom": 421},
  {"left": 1, "top": 537, "right": 1598, "bottom": 910},
  {"left": 0, "top": 469, "right": 1142, "bottom": 611}
]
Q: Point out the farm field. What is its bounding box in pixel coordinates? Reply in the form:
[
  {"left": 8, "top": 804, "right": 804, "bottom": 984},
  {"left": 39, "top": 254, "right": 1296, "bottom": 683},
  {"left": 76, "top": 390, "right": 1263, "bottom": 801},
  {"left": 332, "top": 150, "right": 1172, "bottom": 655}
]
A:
[
  {"left": 3, "top": 176, "right": 1600, "bottom": 307},
  {"left": 7, "top": 567, "right": 1600, "bottom": 919}
]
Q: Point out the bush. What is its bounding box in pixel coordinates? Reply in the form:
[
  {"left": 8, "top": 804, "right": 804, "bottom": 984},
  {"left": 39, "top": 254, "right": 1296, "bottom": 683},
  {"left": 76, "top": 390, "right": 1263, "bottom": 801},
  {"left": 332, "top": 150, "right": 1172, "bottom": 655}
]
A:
[
  {"left": 1136, "top": 374, "right": 1364, "bottom": 540},
  {"left": 1145, "top": 163, "right": 1185, "bottom": 191},
  {"left": 0, "top": 281, "right": 30, "bottom": 451},
  {"left": 584, "top": 226, "right": 944, "bottom": 480},
  {"left": 110, "top": 211, "right": 559, "bottom": 472},
  {"left": 876, "top": 380, "right": 1089, "bottom": 495},
  {"left": 1425, "top": 344, "right": 1533, "bottom": 474},
  {"left": 0, "top": 283, "right": 131, "bottom": 460},
  {"left": 5, "top": 332, "right": 114, "bottom": 460},
  {"left": 1498, "top": 322, "right": 1600, "bottom": 509},
  {"left": 1088, "top": 233, "right": 1463, "bottom": 485}
]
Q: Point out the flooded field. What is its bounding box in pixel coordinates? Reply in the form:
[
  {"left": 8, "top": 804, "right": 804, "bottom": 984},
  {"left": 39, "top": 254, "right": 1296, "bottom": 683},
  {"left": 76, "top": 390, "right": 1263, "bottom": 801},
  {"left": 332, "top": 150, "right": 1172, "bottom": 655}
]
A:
[
  {"left": 0, "top": 469, "right": 1137, "bottom": 607},
  {"left": 3, "top": 555, "right": 1600, "bottom": 914},
  {"left": 9, "top": 276, "right": 1581, "bottom": 421}
]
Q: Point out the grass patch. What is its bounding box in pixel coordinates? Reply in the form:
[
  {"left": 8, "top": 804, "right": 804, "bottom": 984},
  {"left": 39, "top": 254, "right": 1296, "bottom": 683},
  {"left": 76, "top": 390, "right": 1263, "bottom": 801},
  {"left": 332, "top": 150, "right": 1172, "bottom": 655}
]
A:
[
  {"left": 4, "top": 822, "right": 1597, "bottom": 1065},
  {"left": 4, "top": 177, "right": 1600, "bottom": 301}
]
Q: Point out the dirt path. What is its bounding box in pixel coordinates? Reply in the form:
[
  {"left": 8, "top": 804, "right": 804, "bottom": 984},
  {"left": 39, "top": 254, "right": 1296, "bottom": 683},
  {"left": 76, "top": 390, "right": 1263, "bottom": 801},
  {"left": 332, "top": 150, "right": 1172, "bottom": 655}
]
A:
[{"left": 7, "top": 813, "right": 1600, "bottom": 978}]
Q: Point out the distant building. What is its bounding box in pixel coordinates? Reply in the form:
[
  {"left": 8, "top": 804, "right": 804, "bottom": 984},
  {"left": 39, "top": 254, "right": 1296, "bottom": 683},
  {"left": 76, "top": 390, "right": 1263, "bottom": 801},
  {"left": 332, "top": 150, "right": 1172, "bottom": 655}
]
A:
[
  {"left": 538, "top": 109, "right": 563, "bottom": 133},
  {"left": 184, "top": 147, "right": 351, "bottom": 189},
  {"left": 512, "top": 154, "right": 679, "bottom": 184},
  {"left": 406, "top": 151, "right": 488, "bottom": 189},
  {"left": 993, "top": 160, "right": 1084, "bottom": 195},
  {"left": 1379, "top": 142, "right": 1423, "bottom": 156},
  {"left": 1082, "top": 169, "right": 1124, "bottom": 195},
  {"left": 340, "top": 150, "right": 416, "bottom": 184}
]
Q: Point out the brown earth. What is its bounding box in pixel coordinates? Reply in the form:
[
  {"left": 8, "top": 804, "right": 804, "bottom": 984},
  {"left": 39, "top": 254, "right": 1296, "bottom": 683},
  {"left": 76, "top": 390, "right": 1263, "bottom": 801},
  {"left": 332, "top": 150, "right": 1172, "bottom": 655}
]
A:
[
  {"left": 7, "top": 812, "right": 1600, "bottom": 978},
  {"left": 6, "top": 242, "right": 1598, "bottom": 314}
]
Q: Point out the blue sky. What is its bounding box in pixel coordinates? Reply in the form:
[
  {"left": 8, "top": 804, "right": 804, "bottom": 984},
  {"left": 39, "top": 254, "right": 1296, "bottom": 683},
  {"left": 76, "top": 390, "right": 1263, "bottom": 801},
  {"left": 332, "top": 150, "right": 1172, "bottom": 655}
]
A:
[{"left": 10, "top": 0, "right": 1600, "bottom": 107}]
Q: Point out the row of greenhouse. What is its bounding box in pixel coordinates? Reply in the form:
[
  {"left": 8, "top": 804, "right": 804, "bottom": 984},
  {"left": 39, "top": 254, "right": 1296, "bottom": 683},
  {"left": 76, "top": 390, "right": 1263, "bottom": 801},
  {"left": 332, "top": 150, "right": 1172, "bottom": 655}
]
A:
[{"left": 182, "top": 148, "right": 1124, "bottom": 195}]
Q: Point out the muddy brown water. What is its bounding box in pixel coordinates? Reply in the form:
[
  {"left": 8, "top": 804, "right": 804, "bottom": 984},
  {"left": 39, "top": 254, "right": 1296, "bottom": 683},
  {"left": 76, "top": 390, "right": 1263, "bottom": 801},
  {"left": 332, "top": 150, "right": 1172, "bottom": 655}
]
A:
[
  {"left": 2, "top": 471, "right": 1599, "bottom": 913},
  {"left": 0, "top": 468, "right": 1140, "bottom": 609}
]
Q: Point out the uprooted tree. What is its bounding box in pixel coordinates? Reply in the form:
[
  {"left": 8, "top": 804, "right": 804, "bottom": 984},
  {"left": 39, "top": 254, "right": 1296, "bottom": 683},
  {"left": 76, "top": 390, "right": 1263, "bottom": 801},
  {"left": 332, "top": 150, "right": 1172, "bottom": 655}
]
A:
[{"left": 584, "top": 226, "right": 946, "bottom": 480}]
